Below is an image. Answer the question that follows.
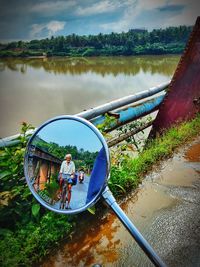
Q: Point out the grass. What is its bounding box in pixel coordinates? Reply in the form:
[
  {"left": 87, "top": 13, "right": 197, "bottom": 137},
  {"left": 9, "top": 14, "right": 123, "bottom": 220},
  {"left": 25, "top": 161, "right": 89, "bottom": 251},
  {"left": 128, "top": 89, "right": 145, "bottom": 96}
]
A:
[{"left": 109, "top": 114, "right": 200, "bottom": 196}]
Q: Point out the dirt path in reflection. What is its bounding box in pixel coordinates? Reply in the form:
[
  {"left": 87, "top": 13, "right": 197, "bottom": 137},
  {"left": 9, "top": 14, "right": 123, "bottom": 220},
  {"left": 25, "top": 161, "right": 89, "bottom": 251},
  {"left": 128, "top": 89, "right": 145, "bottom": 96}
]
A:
[{"left": 41, "top": 136, "right": 200, "bottom": 267}]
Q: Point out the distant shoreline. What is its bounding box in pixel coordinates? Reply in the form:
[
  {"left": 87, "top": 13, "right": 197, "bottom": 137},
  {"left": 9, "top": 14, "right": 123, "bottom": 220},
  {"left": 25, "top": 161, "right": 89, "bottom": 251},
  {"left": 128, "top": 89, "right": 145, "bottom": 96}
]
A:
[
  {"left": 0, "top": 50, "right": 183, "bottom": 58},
  {"left": 0, "top": 25, "right": 191, "bottom": 58}
]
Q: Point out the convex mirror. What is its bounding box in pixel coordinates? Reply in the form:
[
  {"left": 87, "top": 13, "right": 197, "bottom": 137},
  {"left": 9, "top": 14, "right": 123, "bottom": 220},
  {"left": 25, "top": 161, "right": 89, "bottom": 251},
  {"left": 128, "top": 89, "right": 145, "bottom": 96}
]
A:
[
  {"left": 24, "top": 115, "right": 166, "bottom": 267},
  {"left": 24, "top": 116, "right": 110, "bottom": 214}
]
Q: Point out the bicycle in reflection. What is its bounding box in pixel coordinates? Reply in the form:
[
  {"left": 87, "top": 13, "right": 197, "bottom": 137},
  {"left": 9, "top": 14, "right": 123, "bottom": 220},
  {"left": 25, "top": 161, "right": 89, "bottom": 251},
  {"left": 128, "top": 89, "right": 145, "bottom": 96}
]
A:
[{"left": 59, "top": 174, "right": 74, "bottom": 209}]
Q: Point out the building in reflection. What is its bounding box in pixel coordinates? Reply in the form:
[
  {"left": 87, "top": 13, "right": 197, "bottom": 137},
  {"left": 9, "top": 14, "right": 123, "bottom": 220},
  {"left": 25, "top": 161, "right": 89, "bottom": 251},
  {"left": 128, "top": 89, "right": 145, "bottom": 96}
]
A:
[{"left": 28, "top": 144, "right": 61, "bottom": 191}]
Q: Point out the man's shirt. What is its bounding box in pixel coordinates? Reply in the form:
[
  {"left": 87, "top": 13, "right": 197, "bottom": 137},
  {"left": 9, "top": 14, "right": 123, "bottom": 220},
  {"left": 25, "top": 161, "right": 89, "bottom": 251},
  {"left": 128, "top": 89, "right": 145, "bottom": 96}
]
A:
[{"left": 59, "top": 161, "right": 75, "bottom": 175}]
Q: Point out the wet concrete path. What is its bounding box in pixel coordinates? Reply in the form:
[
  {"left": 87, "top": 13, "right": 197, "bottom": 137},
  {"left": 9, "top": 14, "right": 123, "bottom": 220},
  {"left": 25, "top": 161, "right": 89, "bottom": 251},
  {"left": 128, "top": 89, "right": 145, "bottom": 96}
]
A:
[{"left": 41, "top": 137, "right": 200, "bottom": 267}]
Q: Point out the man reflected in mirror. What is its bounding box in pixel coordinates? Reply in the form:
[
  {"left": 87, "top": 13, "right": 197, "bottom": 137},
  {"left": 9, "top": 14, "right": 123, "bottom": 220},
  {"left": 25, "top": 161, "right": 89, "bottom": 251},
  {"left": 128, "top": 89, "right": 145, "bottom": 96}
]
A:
[{"left": 59, "top": 154, "right": 75, "bottom": 209}]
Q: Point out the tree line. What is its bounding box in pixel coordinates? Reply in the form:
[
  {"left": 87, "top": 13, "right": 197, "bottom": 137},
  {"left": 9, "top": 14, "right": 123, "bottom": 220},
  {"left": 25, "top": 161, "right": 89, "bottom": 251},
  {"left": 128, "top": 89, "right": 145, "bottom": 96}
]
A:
[
  {"left": 33, "top": 136, "right": 98, "bottom": 171},
  {"left": 0, "top": 25, "right": 192, "bottom": 57}
]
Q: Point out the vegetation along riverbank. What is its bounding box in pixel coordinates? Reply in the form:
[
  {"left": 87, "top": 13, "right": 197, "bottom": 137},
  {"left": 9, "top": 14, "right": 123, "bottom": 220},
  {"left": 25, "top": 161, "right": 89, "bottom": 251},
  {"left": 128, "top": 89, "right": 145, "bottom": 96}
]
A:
[
  {"left": 0, "top": 114, "right": 200, "bottom": 266},
  {"left": 0, "top": 25, "right": 192, "bottom": 57}
]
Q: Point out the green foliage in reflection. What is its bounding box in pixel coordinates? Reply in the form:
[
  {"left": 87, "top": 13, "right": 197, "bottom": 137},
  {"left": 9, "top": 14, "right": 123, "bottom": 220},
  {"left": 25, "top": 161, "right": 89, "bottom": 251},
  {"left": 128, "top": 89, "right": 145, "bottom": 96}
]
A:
[
  {"left": 0, "top": 25, "right": 192, "bottom": 57},
  {"left": 0, "top": 55, "right": 180, "bottom": 78},
  {"left": 32, "top": 137, "right": 98, "bottom": 171},
  {"left": 44, "top": 179, "right": 59, "bottom": 203}
]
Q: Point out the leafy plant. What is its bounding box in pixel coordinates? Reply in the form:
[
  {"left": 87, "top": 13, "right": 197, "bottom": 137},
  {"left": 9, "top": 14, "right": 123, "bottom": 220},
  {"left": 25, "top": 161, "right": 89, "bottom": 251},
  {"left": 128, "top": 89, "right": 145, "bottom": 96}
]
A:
[
  {"left": 97, "top": 113, "right": 117, "bottom": 136},
  {"left": 32, "top": 203, "right": 40, "bottom": 217},
  {"left": 0, "top": 122, "right": 76, "bottom": 266},
  {"left": 116, "top": 116, "right": 152, "bottom": 152},
  {"left": 0, "top": 122, "right": 35, "bottom": 228},
  {"left": 45, "top": 180, "right": 59, "bottom": 203}
]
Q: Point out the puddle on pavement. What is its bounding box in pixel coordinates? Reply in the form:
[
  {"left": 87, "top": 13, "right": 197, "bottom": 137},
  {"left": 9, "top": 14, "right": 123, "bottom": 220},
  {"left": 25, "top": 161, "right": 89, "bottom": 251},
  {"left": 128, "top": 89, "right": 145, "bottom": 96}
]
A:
[
  {"left": 150, "top": 139, "right": 200, "bottom": 187},
  {"left": 121, "top": 182, "right": 175, "bottom": 221},
  {"left": 154, "top": 158, "right": 200, "bottom": 187},
  {"left": 41, "top": 138, "right": 200, "bottom": 267},
  {"left": 184, "top": 142, "right": 200, "bottom": 162},
  {"left": 41, "top": 212, "right": 121, "bottom": 267}
]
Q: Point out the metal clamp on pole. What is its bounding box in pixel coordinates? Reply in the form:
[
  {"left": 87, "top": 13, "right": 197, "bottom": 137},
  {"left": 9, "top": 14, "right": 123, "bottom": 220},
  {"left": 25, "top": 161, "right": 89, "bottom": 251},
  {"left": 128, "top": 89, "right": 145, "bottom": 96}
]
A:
[{"left": 102, "top": 186, "right": 167, "bottom": 267}]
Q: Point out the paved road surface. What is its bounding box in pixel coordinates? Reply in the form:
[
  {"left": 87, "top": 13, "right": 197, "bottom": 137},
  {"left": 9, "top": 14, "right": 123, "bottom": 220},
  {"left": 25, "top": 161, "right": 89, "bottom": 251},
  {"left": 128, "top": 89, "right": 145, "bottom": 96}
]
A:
[
  {"left": 42, "top": 137, "right": 200, "bottom": 267},
  {"left": 53, "top": 175, "right": 91, "bottom": 210}
]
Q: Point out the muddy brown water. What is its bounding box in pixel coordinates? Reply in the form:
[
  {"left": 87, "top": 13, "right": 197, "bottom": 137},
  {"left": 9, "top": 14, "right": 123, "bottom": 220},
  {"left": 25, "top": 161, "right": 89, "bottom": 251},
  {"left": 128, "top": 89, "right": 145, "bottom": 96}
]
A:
[
  {"left": 41, "top": 137, "right": 200, "bottom": 267},
  {"left": 0, "top": 55, "right": 180, "bottom": 138}
]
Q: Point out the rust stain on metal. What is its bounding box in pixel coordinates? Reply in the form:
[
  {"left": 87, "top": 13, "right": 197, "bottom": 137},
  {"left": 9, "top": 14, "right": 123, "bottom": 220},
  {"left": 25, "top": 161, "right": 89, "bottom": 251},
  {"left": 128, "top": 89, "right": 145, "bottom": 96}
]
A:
[{"left": 150, "top": 16, "right": 200, "bottom": 137}]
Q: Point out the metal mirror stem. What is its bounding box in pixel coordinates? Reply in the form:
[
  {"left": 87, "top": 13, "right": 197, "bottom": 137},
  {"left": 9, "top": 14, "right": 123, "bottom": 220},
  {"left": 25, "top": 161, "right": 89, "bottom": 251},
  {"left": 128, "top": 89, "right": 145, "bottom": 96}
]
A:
[{"left": 102, "top": 187, "right": 167, "bottom": 267}]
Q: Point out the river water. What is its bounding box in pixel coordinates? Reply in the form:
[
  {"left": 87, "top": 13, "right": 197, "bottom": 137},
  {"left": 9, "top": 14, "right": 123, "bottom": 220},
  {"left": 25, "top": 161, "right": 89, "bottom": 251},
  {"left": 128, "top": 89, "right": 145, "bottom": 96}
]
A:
[{"left": 0, "top": 55, "right": 180, "bottom": 138}]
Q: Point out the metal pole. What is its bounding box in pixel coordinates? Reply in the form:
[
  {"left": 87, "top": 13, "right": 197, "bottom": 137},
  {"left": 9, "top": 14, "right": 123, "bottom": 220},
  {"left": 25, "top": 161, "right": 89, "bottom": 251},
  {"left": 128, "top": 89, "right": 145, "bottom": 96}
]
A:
[
  {"left": 77, "top": 81, "right": 170, "bottom": 120},
  {"left": 91, "top": 94, "right": 165, "bottom": 131},
  {"left": 102, "top": 187, "right": 167, "bottom": 267},
  {"left": 0, "top": 81, "right": 170, "bottom": 148},
  {"left": 107, "top": 120, "right": 153, "bottom": 147}
]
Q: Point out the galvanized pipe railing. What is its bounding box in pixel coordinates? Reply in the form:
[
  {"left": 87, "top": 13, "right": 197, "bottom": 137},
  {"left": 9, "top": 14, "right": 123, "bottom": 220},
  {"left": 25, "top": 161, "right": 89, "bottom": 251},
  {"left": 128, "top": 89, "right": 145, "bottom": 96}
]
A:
[
  {"left": 77, "top": 81, "right": 169, "bottom": 120},
  {"left": 91, "top": 94, "right": 165, "bottom": 132},
  {"left": 0, "top": 81, "right": 170, "bottom": 148}
]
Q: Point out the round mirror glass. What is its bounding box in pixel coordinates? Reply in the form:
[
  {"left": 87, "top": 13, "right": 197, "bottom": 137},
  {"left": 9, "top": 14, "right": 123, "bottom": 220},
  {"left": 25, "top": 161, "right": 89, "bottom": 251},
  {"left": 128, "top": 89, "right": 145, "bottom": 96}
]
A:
[{"left": 24, "top": 116, "right": 110, "bottom": 214}]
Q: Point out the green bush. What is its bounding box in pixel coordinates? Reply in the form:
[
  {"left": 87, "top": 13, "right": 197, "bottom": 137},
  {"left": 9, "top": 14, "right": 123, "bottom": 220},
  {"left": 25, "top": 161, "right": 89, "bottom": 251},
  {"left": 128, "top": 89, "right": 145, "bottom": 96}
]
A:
[
  {"left": 82, "top": 48, "right": 100, "bottom": 56},
  {"left": 0, "top": 123, "right": 76, "bottom": 266},
  {"left": 0, "top": 212, "right": 73, "bottom": 267}
]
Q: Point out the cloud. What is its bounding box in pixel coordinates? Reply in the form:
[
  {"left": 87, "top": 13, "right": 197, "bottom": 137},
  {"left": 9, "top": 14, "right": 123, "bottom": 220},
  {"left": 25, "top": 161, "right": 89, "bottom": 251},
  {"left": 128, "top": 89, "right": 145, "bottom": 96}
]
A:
[
  {"left": 30, "top": 20, "right": 66, "bottom": 38},
  {"left": 158, "top": 4, "right": 185, "bottom": 12},
  {"left": 100, "top": 0, "right": 163, "bottom": 32},
  {"left": 162, "top": 0, "right": 200, "bottom": 27},
  {"left": 47, "top": 21, "right": 65, "bottom": 33},
  {"left": 75, "top": 0, "right": 123, "bottom": 16},
  {"left": 100, "top": 0, "right": 198, "bottom": 32},
  {"left": 30, "top": 0, "right": 76, "bottom": 15},
  {"left": 1, "top": 0, "right": 199, "bottom": 41}
]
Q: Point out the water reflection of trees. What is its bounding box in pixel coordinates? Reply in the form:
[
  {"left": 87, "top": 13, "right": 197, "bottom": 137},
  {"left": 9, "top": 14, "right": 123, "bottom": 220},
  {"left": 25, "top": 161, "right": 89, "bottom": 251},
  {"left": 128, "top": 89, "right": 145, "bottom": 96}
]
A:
[{"left": 0, "top": 56, "right": 180, "bottom": 77}]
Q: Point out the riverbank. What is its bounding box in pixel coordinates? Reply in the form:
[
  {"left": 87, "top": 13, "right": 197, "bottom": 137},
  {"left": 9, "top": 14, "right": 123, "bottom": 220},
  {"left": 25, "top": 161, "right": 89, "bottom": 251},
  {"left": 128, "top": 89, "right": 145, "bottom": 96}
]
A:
[
  {"left": 0, "top": 43, "right": 184, "bottom": 58},
  {"left": 0, "top": 115, "right": 200, "bottom": 266},
  {"left": 109, "top": 114, "right": 200, "bottom": 196},
  {"left": 0, "top": 25, "right": 191, "bottom": 58}
]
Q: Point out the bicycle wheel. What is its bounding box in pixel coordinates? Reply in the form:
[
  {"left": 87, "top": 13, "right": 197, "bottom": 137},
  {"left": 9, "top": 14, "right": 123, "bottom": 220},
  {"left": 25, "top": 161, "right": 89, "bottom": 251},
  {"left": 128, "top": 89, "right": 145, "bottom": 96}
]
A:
[{"left": 60, "top": 180, "right": 67, "bottom": 209}]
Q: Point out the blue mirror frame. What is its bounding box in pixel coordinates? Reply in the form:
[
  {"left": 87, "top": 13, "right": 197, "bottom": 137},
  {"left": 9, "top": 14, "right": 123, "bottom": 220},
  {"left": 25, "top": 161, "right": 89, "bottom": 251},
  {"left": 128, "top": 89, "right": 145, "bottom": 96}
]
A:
[{"left": 24, "top": 115, "right": 110, "bottom": 215}]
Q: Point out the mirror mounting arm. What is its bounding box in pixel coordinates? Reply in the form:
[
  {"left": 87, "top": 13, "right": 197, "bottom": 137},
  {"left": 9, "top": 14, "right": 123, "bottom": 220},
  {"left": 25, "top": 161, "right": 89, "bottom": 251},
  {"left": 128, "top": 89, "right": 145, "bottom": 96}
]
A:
[
  {"left": 102, "top": 186, "right": 116, "bottom": 206},
  {"left": 102, "top": 186, "right": 167, "bottom": 267}
]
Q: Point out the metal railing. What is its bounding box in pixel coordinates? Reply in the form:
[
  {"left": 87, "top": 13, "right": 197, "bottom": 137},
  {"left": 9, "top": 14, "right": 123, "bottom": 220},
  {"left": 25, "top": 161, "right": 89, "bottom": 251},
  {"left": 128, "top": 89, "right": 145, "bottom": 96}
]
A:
[{"left": 0, "top": 81, "right": 170, "bottom": 148}]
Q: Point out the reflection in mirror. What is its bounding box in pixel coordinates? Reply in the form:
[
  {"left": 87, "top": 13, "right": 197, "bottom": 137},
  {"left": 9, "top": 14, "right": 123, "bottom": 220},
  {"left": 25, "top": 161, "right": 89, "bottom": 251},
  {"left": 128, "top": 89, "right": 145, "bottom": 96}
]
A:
[{"left": 25, "top": 117, "right": 109, "bottom": 213}]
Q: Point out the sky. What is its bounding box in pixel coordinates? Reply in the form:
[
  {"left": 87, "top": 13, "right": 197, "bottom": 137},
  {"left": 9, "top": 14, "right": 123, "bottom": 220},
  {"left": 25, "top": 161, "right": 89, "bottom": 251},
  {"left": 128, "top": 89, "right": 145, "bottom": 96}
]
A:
[
  {"left": 35, "top": 118, "right": 103, "bottom": 153},
  {"left": 0, "top": 0, "right": 199, "bottom": 42}
]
